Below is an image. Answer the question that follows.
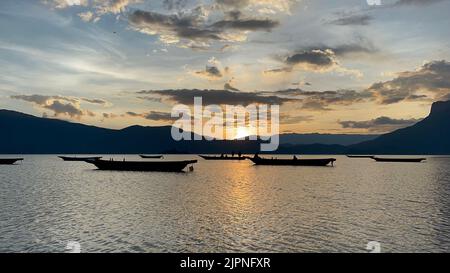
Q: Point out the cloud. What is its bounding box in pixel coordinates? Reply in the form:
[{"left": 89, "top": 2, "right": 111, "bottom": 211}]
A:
[
  {"left": 137, "top": 89, "right": 298, "bottom": 106},
  {"left": 44, "top": 100, "right": 85, "bottom": 118},
  {"left": 285, "top": 49, "right": 337, "bottom": 70},
  {"left": 78, "top": 11, "right": 95, "bottom": 22},
  {"left": 195, "top": 65, "right": 223, "bottom": 79},
  {"left": 260, "top": 88, "right": 373, "bottom": 111},
  {"left": 137, "top": 87, "right": 372, "bottom": 110},
  {"left": 328, "top": 14, "right": 373, "bottom": 26},
  {"left": 102, "top": 113, "right": 118, "bottom": 119},
  {"left": 144, "top": 111, "right": 175, "bottom": 121},
  {"left": 81, "top": 98, "right": 107, "bottom": 105},
  {"left": 368, "top": 60, "right": 450, "bottom": 104},
  {"left": 126, "top": 110, "right": 175, "bottom": 121},
  {"left": 224, "top": 82, "right": 240, "bottom": 91},
  {"left": 128, "top": 7, "right": 279, "bottom": 47},
  {"left": 265, "top": 46, "right": 368, "bottom": 76},
  {"left": 339, "top": 116, "right": 420, "bottom": 133},
  {"left": 210, "top": 18, "right": 279, "bottom": 31},
  {"left": 128, "top": 9, "right": 222, "bottom": 44},
  {"left": 11, "top": 94, "right": 105, "bottom": 118}
]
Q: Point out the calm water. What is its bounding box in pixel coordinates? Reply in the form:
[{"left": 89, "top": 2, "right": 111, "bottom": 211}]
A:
[{"left": 1, "top": 155, "right": 450, "bottom": 253}]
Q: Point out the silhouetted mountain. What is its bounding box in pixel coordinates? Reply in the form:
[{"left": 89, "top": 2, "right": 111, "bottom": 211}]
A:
[
  {"left": 280, "top": 133, "right": 377, "bottom": 146},
  {"left": 350, "top": 100, "right": 450, "bottom": 154},
  {"left": 0, "top": 109, "right": 261, "bottom": 154},
  {"left": 3, "top": 101, "right": 448, "bottom": 155}
]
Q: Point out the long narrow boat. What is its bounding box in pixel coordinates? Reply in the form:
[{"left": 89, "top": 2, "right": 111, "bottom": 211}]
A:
[
  {"left": 199, "top": 155, "right": 248, "bottom": 161},
  {"left": 85, "top": 159, "right": 198, "bottom": 172},
  {"left": 139, "top": 155, "right": 163, "bottom": 159},
  {"left": 372, "top": 157, "right": 426, "bottom": 163},
  {"left": 0, "top": 158, "right": 23, "bottom": 165},
  {"left": 59, "top": 156, "right": 102, "bottom": 161},
  {"left": 249, "top": 156, "right": 336, "bottom": 166},
  {"left": 346, "top": 155, "right": 375, "bottom": 158}
]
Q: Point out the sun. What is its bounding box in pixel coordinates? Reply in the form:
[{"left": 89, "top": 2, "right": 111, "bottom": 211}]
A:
[{"left": 235, "top": 127, "right": 251, "bottom": 139}]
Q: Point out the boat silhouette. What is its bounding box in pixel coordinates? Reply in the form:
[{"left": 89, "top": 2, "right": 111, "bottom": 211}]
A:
[
  {"left": 0, "top": 158, "right": 23, "bottom": 165},
  {"left": 85, "top": 158, "right": 198, "bottom": 172},
  {"left": 59, "top": 156, "right": 103, "bottom": 161},
  {"left": 199, "top": 155, "right": 248, "bottom": 161},
  {"left": 249, "top": 155, "right": 336, "bottom": 166},
  {"left": 372, "top": 157, "right": 426, "bottom": 163},
  {"left": 139, "top": 155, "right": 163, "bottom": 159}
]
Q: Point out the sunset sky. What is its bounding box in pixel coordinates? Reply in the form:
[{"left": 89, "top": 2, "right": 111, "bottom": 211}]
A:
[{"left": 1, "top": 0, "right": 450, "bottom": 134}]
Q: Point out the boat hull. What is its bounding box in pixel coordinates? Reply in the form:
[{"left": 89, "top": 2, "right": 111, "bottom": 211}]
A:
[
  {"left": 139, "top": 155, "right": 163, "bottom": 159},
  {"left": 59, "top": 156, "right": 102, "bottom": 161},
  {"left": 199, "top": 155, "right": 248, "bottom": 161},
  {"left": 0, "top": 158, "right": 23, "bottom": 165},
  {"left": 373, "top": 157, "right": 426, "bottom": 163},
  {"left": 86, "top": 159, "right": 198, "bottom": 172},
  {"left": 346, "top": 155, "right": 374, "bottom": 158},
  {"left": 249, "top": 157, "right": 336, "bottom": 166}
]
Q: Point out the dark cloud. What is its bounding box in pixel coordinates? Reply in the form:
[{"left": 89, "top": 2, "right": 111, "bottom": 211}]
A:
[
  {"left": 368, "top": 60, "right": 450, "bottom": 104},
  {"left": 129, "top": 8, "right": 279, "bottom": 46},
  {"left": 81, "top": 98, "right": 107, "bottom": 105},
  {"left": 129, "top": 9, "right": 221, "bottom": 42},
  {"left": 195, "top": 65, "right": 223, "bottom": 79},
  {"left": 126, "top": 111, "right": 140, "bottom": 117},
  {"left": 137, "top": 89, "right": 298, "bottom": 106},
  {"left": 126, "top": 110, "right": 175, "bottom": 122},
  {"left": 260, "top": 88, "right": 373, "bottom": 111},
  {"left": 144, "top": 111, "right": 175, "bottom": 121},
  {"left": 299, "top": 38, "right": 378, "bottom": 57},
  {"left": 10, "top": 94, "right": 102, "bottom": 118},
  {"left": 329, "top": 14, "right": 373, "bottom": 26},
  {"left": 210, "top": 18, "right": 279, "bottom": 31},
  {"left": 224, "top": 82, "right": 240, "bottom": 91},
  {"left": 339, "top": 116, "right": 420, "bottom": 133},
  {"left": 286, "top": 49, "right": 336, "bottom": 67},
  {"left": 266, "top": 49, "right": 341, "bottom": 73},
  {"left": 102, "top": 113, "right": 118, "bottom": 119},
  {"left": 44, "top": 100, "right": 84, "bottom": 118}
]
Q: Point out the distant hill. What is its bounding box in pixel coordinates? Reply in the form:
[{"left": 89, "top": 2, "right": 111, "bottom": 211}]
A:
[
  {"left": 280, "top": 133, "right": 377, "bottom": 146},
  {"left": 0, "top": 109, "right": 261, "bottom": 154},
  {"left": 2, "top": 100, "right": 449, "bottom": 155},
  {"left": 350, "top": 100, "right": 450, "bottom": 155}
]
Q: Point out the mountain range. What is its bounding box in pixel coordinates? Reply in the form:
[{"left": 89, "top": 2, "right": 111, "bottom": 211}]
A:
[{"left": 0, "top": 100, "right": 449, "bottom": 154}]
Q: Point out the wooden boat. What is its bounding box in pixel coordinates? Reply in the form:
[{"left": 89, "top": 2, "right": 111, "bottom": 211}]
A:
[
  {"left": 85, "top": 158, "right": 198, "bottom": 172},
  {"left": 249, "top": 156, "right": 336, "bottom": 166},
  {"left": 0, "top": 158, "right": 23, "bottom": 165},
  {"left": 139, "top": 155, "right": 163, "bottom": 159},
  {"left": 59, "top": 156, "right": 102, "bottom": 161},
  {"left": 372, "top": 157, "right": 426, "bottom": 163},
  {"left": 346, "top": 155, "right": 375, "bottom": 158},
  {"left": 199, "top": 155, "right": 248, "bottom": 161}
]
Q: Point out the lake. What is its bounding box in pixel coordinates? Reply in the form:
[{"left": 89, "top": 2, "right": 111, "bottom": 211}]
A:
[{"left": 1, "top": 155, "right": 450, "bottom": 253}]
